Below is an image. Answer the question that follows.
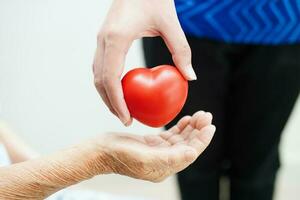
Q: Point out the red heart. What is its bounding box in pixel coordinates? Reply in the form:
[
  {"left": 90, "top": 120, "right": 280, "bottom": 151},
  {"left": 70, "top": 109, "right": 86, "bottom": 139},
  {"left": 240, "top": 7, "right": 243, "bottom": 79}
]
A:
[{"left": 122, "top": 65, "right": 188, "bottom": 127}]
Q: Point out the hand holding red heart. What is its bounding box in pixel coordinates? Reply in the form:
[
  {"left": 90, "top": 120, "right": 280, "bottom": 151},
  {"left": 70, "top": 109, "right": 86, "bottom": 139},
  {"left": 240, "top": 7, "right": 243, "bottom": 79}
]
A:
[{"left": 92, "top": 0, "right": 197, "bottom": 126}]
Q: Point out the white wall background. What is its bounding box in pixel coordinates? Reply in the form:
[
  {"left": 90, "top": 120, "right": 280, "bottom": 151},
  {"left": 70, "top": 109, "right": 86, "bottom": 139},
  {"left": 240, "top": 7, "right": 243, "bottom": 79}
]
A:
[
  {"left": 0, "top": 0, "right": 299, "bottom": 199},
  {"left": 0, "top": 0, "right": 160, "bottom": 153}
]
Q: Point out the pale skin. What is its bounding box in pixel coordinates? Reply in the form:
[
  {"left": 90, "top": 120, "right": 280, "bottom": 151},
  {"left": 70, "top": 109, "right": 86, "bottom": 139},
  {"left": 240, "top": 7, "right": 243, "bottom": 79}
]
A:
[
  {"left": 0, "top": 111, "right": 215, "bottom": 200},
  {"left": 93, "top": 0, "right": 197, "bottom": 126},
  {"left": 0, "top": 1, "right": 211, "bottom": 199}
]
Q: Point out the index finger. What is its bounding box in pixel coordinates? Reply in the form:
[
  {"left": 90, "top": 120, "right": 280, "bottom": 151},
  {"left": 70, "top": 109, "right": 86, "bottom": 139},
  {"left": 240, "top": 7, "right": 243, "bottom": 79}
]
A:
[{"left": 102, "top": 34, "right": 132, "bottom": 126}]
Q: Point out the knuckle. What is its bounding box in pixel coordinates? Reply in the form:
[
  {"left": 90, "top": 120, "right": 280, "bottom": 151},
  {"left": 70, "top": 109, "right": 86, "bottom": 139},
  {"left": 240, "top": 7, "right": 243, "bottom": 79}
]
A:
[
  {"left": 102, "top": 75, "right": 114, "bottom": 86},
  {"left": 94, "top": 74, "right": 114, "bottom": 87},
  {"left": 94, "top": 77, "right": 104, "bottom": 89},
  {"left": 103, "top": 28, "right": 127, "bottom": 42}
]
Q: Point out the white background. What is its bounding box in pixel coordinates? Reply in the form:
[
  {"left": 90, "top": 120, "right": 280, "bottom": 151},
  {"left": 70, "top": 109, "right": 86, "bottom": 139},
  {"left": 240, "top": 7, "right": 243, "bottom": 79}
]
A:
[{"left": 0, "top": 1, "right": 299, "bottom": 199}]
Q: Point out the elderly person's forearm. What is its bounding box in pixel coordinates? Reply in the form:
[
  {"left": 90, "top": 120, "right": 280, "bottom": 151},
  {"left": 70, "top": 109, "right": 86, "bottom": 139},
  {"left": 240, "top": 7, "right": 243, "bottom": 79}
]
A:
[
  {"left": 0, "top": 112, "right": 216, "bottom": 200},
  {"left": 0, "top": 141, "right": 110, "bottom": 200}
]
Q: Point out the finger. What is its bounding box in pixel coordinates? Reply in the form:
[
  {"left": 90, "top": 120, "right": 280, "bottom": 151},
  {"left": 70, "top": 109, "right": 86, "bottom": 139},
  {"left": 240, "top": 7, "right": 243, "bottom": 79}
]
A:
[
  {"left": 144, "top": 135, "right": 169, "bottom": 147},
  {"left": 102, "top": 32, "right": 133, "bottom": 126},
  {"left": 102, "top": 53, "right": 131, "bottom": 125},
  {"left": 159, "top": 131, "right": 173, "bottom": 143},
  {"left": 159, "top": 17, "right": 196, "bottom": 80},
  {"left": 160, "top": 116, "right": 191, "bottom": 142},
  {"left": 159, "top": 116, "right": 191, "bottom": 145},
  {"left": 186, "top": 119, "right": 212, "bottom": 140},
  {"left": 166, "top": 145, "right": 197, "bottom": 173},
  {"left": 100, "top": 90, "right": 118, "bottom": 117},
  {"left": 93, "top": 38, "right": 118, "bottom": 116},
  {"left": 166, "top": 115, "right": 192, "bottom": 144},
  {"left": 165, "top": 115, "right": 191, "bottom": 135},
  {"left": 181, "top": 111, "right": 207, "bottom": 139},
  {"left": 167, "top": 134, "right": 185, "bottom": 146},
  {"left": 169, "top": 111, "right": 211, "bottom": 144},
  {"left": 190, "top": 111, "right": 212, "bottom": 128},
  {"left": 188, "top": 125, "right": 216, "bottom": 154}
]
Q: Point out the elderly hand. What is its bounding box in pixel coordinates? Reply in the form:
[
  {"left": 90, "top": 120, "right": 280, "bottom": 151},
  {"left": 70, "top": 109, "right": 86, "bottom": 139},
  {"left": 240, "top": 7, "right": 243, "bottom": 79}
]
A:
[
  {"left": 97, "top": 111, "right": 215, "bottom": 182},
  {"left": 0, "top": 111, "right": 214, "bottom": 199},
  {"left": 93, "top": 0, "right": 197, "bottom": 126}
]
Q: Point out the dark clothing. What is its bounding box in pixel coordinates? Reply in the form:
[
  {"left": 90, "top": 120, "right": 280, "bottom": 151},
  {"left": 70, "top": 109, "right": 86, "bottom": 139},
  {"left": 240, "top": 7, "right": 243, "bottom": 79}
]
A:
[{"left": 143, "top": 37, "right": 300, "bottom": 200}]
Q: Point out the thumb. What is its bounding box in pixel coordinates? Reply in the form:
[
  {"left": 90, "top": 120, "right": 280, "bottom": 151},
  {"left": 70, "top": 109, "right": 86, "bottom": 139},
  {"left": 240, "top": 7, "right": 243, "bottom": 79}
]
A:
[{"left": 160, "top": 19, "right": 197, "bottom": 80}]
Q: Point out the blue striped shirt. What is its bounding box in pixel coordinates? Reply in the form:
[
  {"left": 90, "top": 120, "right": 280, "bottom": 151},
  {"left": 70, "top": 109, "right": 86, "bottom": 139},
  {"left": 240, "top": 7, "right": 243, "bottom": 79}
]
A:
[{"left": 175, "top": 0, "right": 300, "bottom": 44}]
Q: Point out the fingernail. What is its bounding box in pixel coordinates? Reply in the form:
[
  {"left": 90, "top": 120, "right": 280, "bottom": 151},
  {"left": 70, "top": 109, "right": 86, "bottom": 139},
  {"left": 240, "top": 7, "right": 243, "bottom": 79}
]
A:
[
  {"left": 124, "top": 120, "right": 132, "bottom": 127},
  {"left": 122, "top": 119, "right": 129, "bottom": 127},
  {"left": 205, "top": 112, "right": 213, "bottom": 120},
  {"left": 186, "top": 65, "right": 197, "bottom": 80},
  {"left": 206, "top": 125, "right": 216, "bottom": 135},
  {"left": 121, "top": 118, "right": 132, "bottom": 127}
]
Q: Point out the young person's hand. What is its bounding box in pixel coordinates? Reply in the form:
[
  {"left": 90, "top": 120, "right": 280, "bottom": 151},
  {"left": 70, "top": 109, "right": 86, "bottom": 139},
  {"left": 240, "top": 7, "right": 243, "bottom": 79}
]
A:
[{"left": 93, "top": 0, "right": 197, "bottom": 126}]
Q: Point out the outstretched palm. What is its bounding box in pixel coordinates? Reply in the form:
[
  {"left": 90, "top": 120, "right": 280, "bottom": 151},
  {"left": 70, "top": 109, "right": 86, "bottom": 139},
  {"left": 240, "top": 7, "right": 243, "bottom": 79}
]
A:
[{"left": 104, "top": 111, "right": 215, "bottom": 182}]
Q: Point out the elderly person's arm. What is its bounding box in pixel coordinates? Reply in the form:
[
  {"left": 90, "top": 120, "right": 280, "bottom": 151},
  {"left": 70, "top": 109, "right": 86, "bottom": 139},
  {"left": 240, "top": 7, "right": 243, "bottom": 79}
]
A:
[
  {"left": 0, "top": 111, "right": 215, "bottom": 200},
  {"left": 0, "top": 141, "right": 109, "bottom": 199}
]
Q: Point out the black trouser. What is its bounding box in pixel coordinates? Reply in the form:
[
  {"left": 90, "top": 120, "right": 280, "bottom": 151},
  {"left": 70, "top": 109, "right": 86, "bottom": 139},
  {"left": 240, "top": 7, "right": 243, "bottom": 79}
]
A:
[{"left": 143, "top": 37, "right": 300, "bottom": 200}]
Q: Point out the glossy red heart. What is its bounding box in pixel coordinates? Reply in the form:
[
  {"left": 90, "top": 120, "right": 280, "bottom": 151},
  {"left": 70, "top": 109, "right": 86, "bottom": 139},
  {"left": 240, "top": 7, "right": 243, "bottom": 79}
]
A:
[{"left": 122, "top": 65, "right": 188, "bottom": 127}]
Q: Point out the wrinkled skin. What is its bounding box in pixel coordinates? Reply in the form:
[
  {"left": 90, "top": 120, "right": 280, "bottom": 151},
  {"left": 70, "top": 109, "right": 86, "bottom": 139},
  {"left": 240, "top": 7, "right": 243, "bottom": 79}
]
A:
[
  {"left": 0, "top": 111, "right": 215, "bottom": 199},
  {"left": 100, "top": 111, "right": 215, "bottom": 182}
]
